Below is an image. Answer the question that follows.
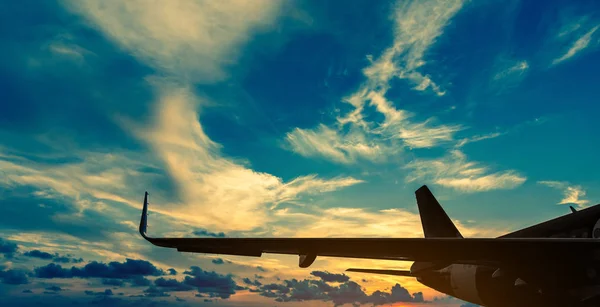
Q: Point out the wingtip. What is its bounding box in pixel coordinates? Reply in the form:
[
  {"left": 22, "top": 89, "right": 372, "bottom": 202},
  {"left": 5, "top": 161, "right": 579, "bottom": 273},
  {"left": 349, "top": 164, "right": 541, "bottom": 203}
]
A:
[
  {"left": 139, "top": 191, "right": 149, "bottom": 239},
  {"left": 416, "top": 185, "right": 430, "bottom": 194}
]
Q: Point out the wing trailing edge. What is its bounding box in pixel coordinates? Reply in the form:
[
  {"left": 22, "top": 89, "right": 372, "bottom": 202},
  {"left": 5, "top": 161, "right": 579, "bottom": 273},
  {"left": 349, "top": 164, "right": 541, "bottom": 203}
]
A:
[{"left": 346, "top": 268, "right": 414, "bottom": 277}]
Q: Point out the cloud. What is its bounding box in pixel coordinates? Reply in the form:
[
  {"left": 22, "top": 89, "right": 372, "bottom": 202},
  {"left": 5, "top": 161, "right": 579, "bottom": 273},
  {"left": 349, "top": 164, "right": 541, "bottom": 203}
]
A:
[
  {"left": 455, "top": 132, "right": 503, "bottom": 148},
  {"left": 364, "top": 0, "right": 464, "bottom": 95},
  {"left": 33, "top": 258, "right": 164, "bottom": 279},
  {"left": 254, "top": 277, "right": 423, "bottom": 306},
  {"left": 63, "top": 0, "right": 283, "bottom": 83},
  {"left": 193, "top": 229, "right": 226, "bottom": 238},
  {"left": 283, "top": 0, "right": 465, "bottom": 164},
  {"left": 211, "top": 258, "right": 225, "bottom": 265},
  {"left": 552, "top": 24, "right": 599, "bottom": 65},
  {"left": 102, "top": 278, "right": 125, "bottom": 287},
  {"left": 0, "top": 268, "right": 30, "bottom": 285},
  {"left": 367, "top": 91, "right": 463, "bottom": 148},
  {"left": 243, "top": 277, "right": 262, "bottom": 287},
  {"left": 310, "top": 271, "right": 349, "bottom": 283},
  {"left": 285, "top": 124, "right": 388, "bottom": 164},
  {"left": 53, "top": 254, "right": 84, "bottom": 264},
  {"left": 126, "top": 86, "right": 363, "bottom": 232},
  {"left": 538, "top": 181, "right": 590, "bottom": 207},
  {"left": 45, "top": 285, "right": 63, "bottom": 292},
  {"left": 143, "top": 286, "right": 171, "bottom": 297},
  {"left": 182, "top": 266, "right": 238, "bottom": 299},
  {"left": 493, "top": 60, "right": 529, "bottom": 81},
  {"left": 273, "top": 206, "right": 424, "bottom": 238},
  {"left": 153, "top": 277, "right": 194, "bottom": 292},
  {"left": 405, "top": 150, "right": 526, "bottom": 192},
  {"left": 0, "top": 238, "right": 18, "bottom": 258},
  {"left": 85, "top": 289, "right": 114, "bottom": 296},
  {"left": 23, "top": 250, "right": 54, "bottom": 260}
]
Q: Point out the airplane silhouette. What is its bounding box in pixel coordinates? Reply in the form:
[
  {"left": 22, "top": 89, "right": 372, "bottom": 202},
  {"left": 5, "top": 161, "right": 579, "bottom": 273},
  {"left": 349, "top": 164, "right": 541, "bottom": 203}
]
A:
[{"left": 139, "top": 185, "right": 600, "bottom": 307}]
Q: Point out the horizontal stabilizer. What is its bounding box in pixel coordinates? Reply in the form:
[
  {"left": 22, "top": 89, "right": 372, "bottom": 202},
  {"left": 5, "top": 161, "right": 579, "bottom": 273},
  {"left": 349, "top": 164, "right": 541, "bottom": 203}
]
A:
[{"left": 346, "top": 268, "right": 414, "bottom": 277}]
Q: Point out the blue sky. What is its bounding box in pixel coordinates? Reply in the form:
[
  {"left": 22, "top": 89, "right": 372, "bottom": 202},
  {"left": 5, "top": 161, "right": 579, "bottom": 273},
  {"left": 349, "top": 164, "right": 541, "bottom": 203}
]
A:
[{"left": 1, "top": 0, "right": 599, "bottom": 306}]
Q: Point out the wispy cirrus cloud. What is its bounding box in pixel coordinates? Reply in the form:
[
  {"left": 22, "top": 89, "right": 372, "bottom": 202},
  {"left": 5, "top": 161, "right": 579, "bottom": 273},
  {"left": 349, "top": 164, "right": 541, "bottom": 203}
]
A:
[
  {"left": 551, "top": 15, "right": 600, "bottom": 66},
  {"left": 455, "top": 132, "right": 503, "bottom": 148},
  {"left": 56, "top": 0, "right": 366, "bottom": 233},
  {"left": 63, "top": 0, "right": 283, "bottom": 83},
  {"left": 366, "top": 0, "right": 465, "bottom": 95},
  {"left": 404, "top": 150, "right": 526, "bottom": 193},
  {"left": 284, "top": 0, "right": 465, "bottom": 164},
  {"left": 123, "top": 86, "right": 363, "bottom": 231},
  {"left": 492, "top": 60, "right": 529, "bottom": 81},
  {"left": 285, "top": 124, "right": 391, "bottom": 164},
  {"left": 538, "top": 180, "right": 590, "bottom": 207},
  {"left": 552, "top": 25, "right": 599, "bottom": 65}
]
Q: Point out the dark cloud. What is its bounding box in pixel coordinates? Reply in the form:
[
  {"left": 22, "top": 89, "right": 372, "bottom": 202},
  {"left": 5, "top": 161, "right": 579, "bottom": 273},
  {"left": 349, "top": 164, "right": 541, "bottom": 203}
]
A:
[
  {"left": 192, "top": 229, "right": 226, "bottom": 238},
  {"left": 130, "top": 276, "right": 152, "bottom": 287},
  {"left": 310, "top": 270, "right": 350, "bottom": 283},
  {"left": 34, "top": 263, "right": 71, "bottom": 278},
  {"left": 103, "top": 279, "right": 125, "bottom": 287},
  {"left": 242, "top": 277, "right": 262, "bottom": 287},
  {"left": 167, "top": 268, "right": 177, "bottom": 275},
  {"left": 254, "top": 274, "right": 264, "bottom": 279},
  {"left": 22, "top": 289, "right": 33, "bottom": 293},
  {"left": 0, "top": 268, "right": 29, "bottom": 285},
  {"left": 85, "top": 289, "right": 114, "bottom": 296},
  {"left": 254, "top": 276, "right": 423, "bottom": 306},
  {"left": 0, "top": 238, "right": 18, "bottom": 258},
  {"left": 211, "top": 258, "right": 224, "bottom": 265},
  {"left": 34, "top": 259, "right": 164, "bottom": 279},
  {"left": 45, "top": 285, "right": 63, "bottom": 292},
  {"left": 153, "top": 277, "right": 194, "bottom": 292},
  {"left": 23, "top": 249, "right": 53, "bottom": 260},
  {"left": 23, "top": 249, "right": 84, "bottom": 264},
  {"left": 53, "top": 254, "right": 84, "bottom": 264},
  {"left": 175, "top": 297, "right": 185, "bottom": 302},
  {"left": 256, "top": 266, "right": 267, "bottom": 272},
  {"left": 182, "top": 266, "right": 238, "bottom": 299},
  {"left": 143, "top": 286, "right": 171, "bottom": 297}
]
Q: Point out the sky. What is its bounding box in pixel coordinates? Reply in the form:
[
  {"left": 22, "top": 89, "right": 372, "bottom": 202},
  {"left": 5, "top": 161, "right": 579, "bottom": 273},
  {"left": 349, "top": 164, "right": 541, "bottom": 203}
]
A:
[{"left": 0, "top": 0, "right": 599, "bottom": 306}]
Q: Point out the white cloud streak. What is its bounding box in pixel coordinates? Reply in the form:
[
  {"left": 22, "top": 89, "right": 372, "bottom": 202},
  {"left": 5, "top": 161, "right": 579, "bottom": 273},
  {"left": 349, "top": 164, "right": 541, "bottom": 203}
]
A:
[
  {"left": 126, "top": 86, "right": 363, "bottom": 231},
  {"left": 285, "top": 0, "right": 465, "bottom": 163},
  {"left": 285, "top": 124, "right": 392, "bottom": 164},
  {"left": 367, "top": 0, "right": 464, "bottom": 95},
  {"left": 538, "top": 180, "right": 590, "bottom": 207},
  {"left": 493, "top": 60, "right": 529, "bottom": 81},
  {"left": 552, "top": 24, "right": 599, "bottom": 65},
  {"left": 63, "top": 0, "right": 283, "bottom": 83},
  {"left": 455, "top": 132, "right": 503, "bottom": 148},
  {"left": 405, "top": 150, "right": 526, "bottom": 192}
]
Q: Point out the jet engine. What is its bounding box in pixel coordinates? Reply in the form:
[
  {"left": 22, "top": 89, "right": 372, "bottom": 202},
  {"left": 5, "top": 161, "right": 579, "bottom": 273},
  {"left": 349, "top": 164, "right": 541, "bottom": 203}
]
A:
[{"left": 593, "top": 219, "right": 600, "bottom": 238}]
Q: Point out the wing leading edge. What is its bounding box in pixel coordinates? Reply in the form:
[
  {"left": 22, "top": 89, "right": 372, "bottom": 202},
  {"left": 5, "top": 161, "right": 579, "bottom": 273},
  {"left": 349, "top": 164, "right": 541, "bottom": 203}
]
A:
[{"left": 139, "top": 190, "right": 600, "bottom": 268}]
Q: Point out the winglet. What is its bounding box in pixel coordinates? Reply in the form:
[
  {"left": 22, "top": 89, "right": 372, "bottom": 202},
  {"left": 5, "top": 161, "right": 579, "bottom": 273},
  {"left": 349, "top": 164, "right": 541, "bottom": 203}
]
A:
[
  {"left": 415, "top": 185, "right": 463, "bottom": 238},
  {"left": 139, "top": 191, "right": 150, "bottom": 239}
]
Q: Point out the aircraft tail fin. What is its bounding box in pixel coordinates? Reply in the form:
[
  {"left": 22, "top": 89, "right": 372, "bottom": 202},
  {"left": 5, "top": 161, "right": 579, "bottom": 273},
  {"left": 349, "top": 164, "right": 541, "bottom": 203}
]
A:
[{"left": 415, "top": 185, "right": 463, "bottom": 238}]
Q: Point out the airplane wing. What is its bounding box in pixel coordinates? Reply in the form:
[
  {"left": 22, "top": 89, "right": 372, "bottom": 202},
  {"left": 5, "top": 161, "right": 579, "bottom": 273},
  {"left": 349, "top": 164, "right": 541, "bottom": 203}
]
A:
[{"left": 139, "top": 192, "right": 600, "bottom": 268}]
